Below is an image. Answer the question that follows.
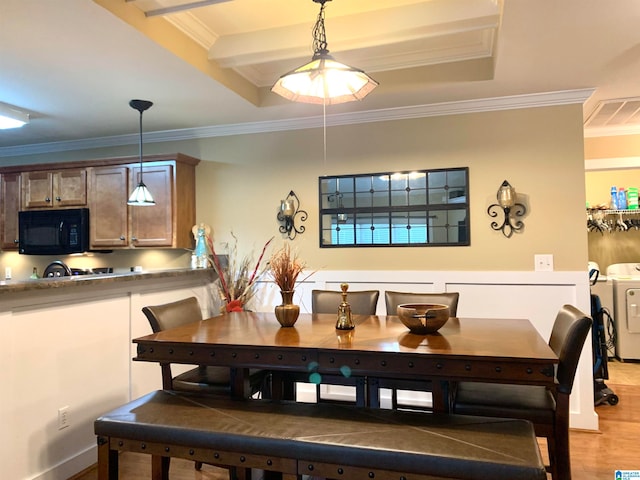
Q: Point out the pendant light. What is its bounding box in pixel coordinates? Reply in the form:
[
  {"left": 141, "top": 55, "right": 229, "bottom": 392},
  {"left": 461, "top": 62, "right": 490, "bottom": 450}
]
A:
[
  {"left": 271, "top": 0, "right": 378, "bottom": 105},
  {"left": 127, "top": 99, "right": 155, "bottom": 206}
]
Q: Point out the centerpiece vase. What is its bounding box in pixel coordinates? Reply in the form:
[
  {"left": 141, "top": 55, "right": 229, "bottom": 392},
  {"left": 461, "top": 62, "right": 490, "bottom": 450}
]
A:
[{"left": 275, "top": 290, "right": 300, "bottom": 327}]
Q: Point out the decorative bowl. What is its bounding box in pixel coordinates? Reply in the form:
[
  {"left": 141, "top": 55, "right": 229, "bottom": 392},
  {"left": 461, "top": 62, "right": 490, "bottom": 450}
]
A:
[{"left": 396, "top": 303, "right": 450, "bottom": 334}]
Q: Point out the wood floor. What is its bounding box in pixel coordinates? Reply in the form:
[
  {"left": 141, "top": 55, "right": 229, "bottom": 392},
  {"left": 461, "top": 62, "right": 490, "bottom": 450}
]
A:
[{"left": 71, "top": 359, "right": 640, "bottom": 480}]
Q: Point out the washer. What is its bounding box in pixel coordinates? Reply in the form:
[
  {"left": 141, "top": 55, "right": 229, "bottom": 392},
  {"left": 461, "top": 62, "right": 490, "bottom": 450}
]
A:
[{"left": 608, "top": 263, "right": 640, "bottom": 360}]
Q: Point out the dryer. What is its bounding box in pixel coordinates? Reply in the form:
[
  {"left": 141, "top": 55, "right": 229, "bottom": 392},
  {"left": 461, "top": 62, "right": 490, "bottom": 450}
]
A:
[{"left": 608, "top": 263, "right": 640, "bottom": 360}]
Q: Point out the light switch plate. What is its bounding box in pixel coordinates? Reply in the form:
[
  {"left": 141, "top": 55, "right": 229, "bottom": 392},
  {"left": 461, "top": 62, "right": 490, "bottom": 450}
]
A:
[{"left": 534, "top": 254, "right": 554, "bottom": 272}]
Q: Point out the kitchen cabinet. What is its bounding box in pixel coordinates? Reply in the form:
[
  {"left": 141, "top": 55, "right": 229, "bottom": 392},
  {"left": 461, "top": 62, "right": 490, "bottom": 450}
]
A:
[
  {"left": 1, "top": 153, "right": 198, "bottom": 251},
  {"left": 128, "top": 159, "right": 197, "bottom": 248},
  {"left": 0, "top": 173, "right": 21, "bottom": 249},
  {"left": 88, "top": 166, "right": 129, "bottom": 248},
  {"left": 129, "top": 163, "right": 174, "bottom": 247},
  {"left": 86, "top": 155, "right": 197, "bottom": 249},
  {"left": 21, "top": 169, "right": 87, "bottom": 209}
]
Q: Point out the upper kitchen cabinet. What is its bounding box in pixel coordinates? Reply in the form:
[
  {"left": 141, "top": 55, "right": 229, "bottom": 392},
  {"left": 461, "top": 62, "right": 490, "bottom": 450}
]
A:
[
  {"left": 129, "top": 158, "right": 197, "bottom": 248},
  {"left": 88, "top": 166, "right": 129, "bottom": 248},
  {"left": 0, "top": 173, "right": 21, "bottom": 249},
  {"left": 21, "top": 169, "right": 87, "bottom": 209},
  {"left": 88, "top": 154, "right": 198, "bottom": 249}
]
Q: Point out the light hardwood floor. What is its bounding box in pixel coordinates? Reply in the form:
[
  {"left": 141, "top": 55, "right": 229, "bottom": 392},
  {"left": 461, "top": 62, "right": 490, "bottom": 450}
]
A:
[{"left": 71, "top": 360, "right": 640, "bottom": 480}]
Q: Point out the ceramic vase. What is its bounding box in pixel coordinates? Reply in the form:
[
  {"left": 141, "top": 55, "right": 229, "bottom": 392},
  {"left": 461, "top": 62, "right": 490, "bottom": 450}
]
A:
[{"left": 274, "top": 290, "right": 300, "bottom": 327}]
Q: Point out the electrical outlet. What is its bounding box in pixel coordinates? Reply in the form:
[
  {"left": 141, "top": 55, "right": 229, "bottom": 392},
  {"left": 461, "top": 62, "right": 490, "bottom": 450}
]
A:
[
  {"left": 4, "top": 267, "right": 11, "bottom": 280},
  {"left": 58, "top": 406, "right": 70, "bottom": 430},
  {"left": 534, "top": 254, "right": 554, "bottom": 272}
]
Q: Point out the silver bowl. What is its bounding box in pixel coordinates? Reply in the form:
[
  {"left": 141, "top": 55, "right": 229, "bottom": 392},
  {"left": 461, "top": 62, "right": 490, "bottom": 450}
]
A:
[{"left": 397, "top": 303, "right": 450, "bottom": 334}]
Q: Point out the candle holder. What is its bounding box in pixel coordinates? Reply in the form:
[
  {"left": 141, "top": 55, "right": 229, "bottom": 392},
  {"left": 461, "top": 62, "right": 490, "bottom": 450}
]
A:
[
  {"left": 277, "top": 190, "right": 308, "bottom": 240},
  {"left": 487, "top": 180, "right": 526, "bottom": 238}
]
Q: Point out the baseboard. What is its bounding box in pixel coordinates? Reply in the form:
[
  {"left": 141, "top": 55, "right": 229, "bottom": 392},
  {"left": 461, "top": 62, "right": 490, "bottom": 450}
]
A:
[{"left": 29, "top": 445, "right": 96, "bottom": 480}]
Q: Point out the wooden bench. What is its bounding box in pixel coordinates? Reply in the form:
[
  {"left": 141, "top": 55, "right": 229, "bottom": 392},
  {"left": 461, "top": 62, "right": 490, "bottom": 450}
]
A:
[{"left": 94, "top": 390, "right": 547, "bottom": 480}]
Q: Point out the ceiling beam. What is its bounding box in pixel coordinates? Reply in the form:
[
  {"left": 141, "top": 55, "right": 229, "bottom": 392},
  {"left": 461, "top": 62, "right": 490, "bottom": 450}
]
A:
[{"left": 143, "top": 0, "right": 232, "bottom": 18}]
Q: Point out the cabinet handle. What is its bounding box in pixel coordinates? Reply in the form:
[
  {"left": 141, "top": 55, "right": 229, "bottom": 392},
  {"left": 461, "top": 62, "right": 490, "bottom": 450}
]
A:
[
  {"left": 131, "top": 237, "right": 137, "bottom": 242},
  {"left": 55, "top": 196, "right": 61, "bottom": 201},
  {"left": 120, "top": 236, "right": 125, "bottom": 241},
  {"left": 45, "top": 196, "right": 51, "bottom": 203},
  {"left": 14, "top": 239, "right": 19, "bottom": 244}
]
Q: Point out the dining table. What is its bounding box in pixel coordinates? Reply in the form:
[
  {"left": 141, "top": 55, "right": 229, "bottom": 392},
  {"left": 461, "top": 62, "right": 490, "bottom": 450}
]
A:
[{"left": 133, "top": 311, "right": 558, "bottom": 413}]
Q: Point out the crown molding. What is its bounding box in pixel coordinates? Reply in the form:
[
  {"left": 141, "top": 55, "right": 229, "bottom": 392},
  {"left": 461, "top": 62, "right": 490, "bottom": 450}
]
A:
[{"left": 0, "top": 88, "right": 594, "bottom": 158}]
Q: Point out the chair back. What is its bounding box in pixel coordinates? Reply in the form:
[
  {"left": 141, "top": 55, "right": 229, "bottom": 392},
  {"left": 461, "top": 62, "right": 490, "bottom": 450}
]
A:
[
  {"left": 142, "top": 296, "right": 203, "bottom": 333},
  {"left": 142, "top": 297, "right": 205, "bottom": 390},
  {"left": 312, "top": 289, "right": 379, "bottom": 315},
  {"left": 385, "top": 291, "right": 459, "bottom": 316},
  {"left": 548, "top": 304, "right": 592, "bottom": 394}
]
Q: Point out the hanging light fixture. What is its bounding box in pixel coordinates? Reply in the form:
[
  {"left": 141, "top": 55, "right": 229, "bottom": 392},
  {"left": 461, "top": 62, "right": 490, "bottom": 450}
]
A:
[
  {"left": 271, "top": 0, "right": 378, "bottom": 105},
  {"left": 127, "top": 99, "right": 155, "bottom": 206}
]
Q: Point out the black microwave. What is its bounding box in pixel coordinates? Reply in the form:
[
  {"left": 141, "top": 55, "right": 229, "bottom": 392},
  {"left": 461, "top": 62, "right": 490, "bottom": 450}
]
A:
[{"left": 19, "top": 208, "right": 90, "bottom": 255}]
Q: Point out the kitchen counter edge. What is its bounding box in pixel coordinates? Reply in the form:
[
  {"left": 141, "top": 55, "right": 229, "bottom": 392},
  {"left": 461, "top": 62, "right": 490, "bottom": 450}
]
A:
[{"left": 0, "top": 268, "right": 216, "bottom": 295}]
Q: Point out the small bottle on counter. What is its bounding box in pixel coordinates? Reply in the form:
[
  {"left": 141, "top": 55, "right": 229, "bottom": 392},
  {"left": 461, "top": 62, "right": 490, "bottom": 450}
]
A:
[
  {"left": 30, "top": 267, "right": 39, "bottom": 279},
  {"left": 618, "top": 187, "right": 628, "bottom": 210}
]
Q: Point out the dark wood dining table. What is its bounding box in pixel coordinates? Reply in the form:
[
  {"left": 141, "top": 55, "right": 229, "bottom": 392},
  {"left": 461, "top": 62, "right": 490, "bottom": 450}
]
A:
[{"left": 133, "top": 311, "right": 558, "bottom": 413}]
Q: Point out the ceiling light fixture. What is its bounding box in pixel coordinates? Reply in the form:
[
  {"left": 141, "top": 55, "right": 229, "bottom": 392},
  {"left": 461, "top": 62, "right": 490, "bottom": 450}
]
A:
[
  {"left": 0, "top": 102, "right": 29, "bottom": 130},
  {"left": 127, "top": 99, "right": 156, "bottom": 206},
  {"left": 271, "top": 0, "right": 378, "bottom": 105}
]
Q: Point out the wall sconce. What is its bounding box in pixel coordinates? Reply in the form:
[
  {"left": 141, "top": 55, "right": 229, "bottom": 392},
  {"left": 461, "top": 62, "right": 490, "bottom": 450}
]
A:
[
  {"left": 487, "top": 180, "right": 526, "bottom": 238},
  {"left": 278, "top": 191, "right": 308, "bottom": 240}
]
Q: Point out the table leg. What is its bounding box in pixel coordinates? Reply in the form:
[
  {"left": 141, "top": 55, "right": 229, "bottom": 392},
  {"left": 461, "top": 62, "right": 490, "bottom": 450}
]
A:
[
  {"left": 366, "top": 377, "right": 380, "bottom": 408},
  {"left": 431, "top": 380, "right": 450, "bottom": 413},
  {"left": 230, "top": 367, "right": 250, "bottom": 399}
]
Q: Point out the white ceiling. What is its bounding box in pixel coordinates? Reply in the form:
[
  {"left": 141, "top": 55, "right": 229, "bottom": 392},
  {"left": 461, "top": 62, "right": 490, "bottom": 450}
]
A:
[{"left": 2, "top": 0, "right": 640, "bottom": 157}]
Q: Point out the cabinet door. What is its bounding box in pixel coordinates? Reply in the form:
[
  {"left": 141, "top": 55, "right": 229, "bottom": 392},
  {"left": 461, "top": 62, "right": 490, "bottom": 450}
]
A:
[
  {"left": 22, "top": 171, "right": 53, "bottom": 208},
  {"left": 0, "top": 173, "right": 21, "bottom": 249},
  {"left": 22, "top": 169, "right": 87, "bottom": 208},
  {"left": 53, "top": 169, "right": 87, "bottom": 207},
  {"left": 89, "top": 166, "right": 129, "bottom": 248},
  {"left": 130, "top": 164, "right": 174, "bottom": 247}
]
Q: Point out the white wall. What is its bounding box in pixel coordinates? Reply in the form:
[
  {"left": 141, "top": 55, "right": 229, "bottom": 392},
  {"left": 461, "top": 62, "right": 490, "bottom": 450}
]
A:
[{"left": 0, "top": 277, "right": 210, "bottom": 480}]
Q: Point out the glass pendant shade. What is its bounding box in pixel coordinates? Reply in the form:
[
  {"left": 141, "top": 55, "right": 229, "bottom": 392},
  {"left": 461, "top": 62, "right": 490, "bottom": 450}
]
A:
[
  {"left": 127, "top": 182, "right": 155, "bottom": 206},
  {"left": 272, "top": 52, "right": 378, "bottom": 105},
  {"left": 271, "top": 0, "right": 377, "bottom": 105}
]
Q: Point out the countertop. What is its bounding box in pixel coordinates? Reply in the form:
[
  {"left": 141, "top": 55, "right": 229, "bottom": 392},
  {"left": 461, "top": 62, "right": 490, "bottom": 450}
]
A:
[{"left": 0, "top": 268, "right": 216, "bottom": 296}]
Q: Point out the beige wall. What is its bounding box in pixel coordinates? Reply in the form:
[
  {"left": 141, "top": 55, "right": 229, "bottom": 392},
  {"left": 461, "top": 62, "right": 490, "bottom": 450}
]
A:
[
  {"left": 585, "top": 133, "right": 640, "bottom": 159},
  {"left": 0, "top": 103, "right": 588, "bottom": 274},
  {"left": 189, "top": 104, "right": 587, "bottom": 271}
]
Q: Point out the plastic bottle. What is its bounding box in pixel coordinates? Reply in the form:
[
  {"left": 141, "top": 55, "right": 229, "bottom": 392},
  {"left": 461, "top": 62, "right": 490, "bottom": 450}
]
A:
[
  {"left": 611, "top": 186, "right": 618, "bottom": 210},
  {"left": 30, "top": 267, "right": 39, "bottom": 279},
  {"left": 618, "top": 187, "right": 628, "bottom": 210},
  {"left": 628, "top": 187, "right": 639, "bottom": 210}
]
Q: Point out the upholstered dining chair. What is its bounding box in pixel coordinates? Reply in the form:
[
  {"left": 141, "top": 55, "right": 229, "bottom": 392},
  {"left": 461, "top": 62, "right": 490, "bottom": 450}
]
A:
[
  {"left": 142, "top": 296, "right": 270, "bottom": 396},
  {"left": 452, "top": 304, "right": 592, "bottom": 480},
  {"left": 284, "top": 289, "right": 379, "bottom": 406},
  {"left": 142, "top": 296, "right": 270, "bottom": 475},
  {"left": 373, "top": 291, "right": 460, "bottom": 410}
]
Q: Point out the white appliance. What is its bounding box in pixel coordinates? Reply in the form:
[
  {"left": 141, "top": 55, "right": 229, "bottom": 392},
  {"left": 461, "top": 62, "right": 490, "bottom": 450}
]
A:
[{"left": 607, "top": 263, "right": 640, "bottom": 360}]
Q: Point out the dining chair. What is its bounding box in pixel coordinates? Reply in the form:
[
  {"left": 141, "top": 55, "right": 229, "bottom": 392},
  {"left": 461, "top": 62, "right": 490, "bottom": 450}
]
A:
[
  {"left": 452, "top": 304, "right": 592, "bottom": 480},
  {"left": 142, "top": 296, "right": 270, "bottom": 475},
  {"left": 283, "top": 289, "right": 379, "bottom": 406},
  {"left": 142, "top": 296, "right": 270, "bottom": 396},
  {"left": 374, "top": 291, "right": 460, "bottom": 410}
]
